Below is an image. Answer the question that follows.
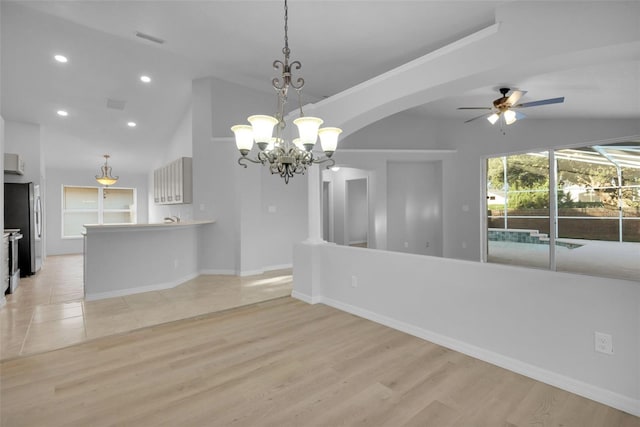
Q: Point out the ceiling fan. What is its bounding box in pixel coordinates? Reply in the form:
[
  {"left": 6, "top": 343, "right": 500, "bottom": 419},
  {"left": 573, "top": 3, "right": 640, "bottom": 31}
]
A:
[{"left": 458, "top": 87, "right": 565, "bottom": 125}]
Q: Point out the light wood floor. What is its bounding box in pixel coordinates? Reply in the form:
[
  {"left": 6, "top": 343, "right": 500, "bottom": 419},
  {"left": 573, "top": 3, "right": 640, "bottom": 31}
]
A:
[{"left": 1, "top": 297, "right": 638, "bottom": 426}]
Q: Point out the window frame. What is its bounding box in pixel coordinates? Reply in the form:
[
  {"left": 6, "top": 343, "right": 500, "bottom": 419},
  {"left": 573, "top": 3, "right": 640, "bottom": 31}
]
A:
[{"left": 61, "top": 185, "right": 137, "bottom": 239}]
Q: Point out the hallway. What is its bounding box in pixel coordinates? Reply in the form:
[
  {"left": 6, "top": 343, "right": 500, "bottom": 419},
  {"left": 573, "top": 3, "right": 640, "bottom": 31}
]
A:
[{"left": 0, "top": 255, "right": 292, "bottom": 360}]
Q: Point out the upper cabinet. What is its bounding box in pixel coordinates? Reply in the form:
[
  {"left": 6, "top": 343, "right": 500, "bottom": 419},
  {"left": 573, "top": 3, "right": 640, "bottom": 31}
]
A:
[{"left": 154, "top": 157, "right": 192, "bottom": 205}]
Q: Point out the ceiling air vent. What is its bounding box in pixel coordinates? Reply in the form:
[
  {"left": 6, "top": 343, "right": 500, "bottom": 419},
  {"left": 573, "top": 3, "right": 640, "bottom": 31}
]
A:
[
  {"left": 106, "top": 98, "right": 127, "bottom": 111},
  {"left": 135, "top": 31, "right": 165, "bottom": 45}
]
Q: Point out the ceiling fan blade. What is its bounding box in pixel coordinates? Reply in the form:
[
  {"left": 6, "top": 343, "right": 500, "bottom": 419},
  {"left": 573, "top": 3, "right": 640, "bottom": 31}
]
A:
[
  {"left": 515, "top": 96, "right": 565, "bottom": 108},
  {"left": 457, "top": 107, "right": 492, "bottom": 110},
  {"left": 464, "top": 113, "right": 490, "bottom": 123},
  {"left": 506, "top": 90, "right": 526, "bottom": 106}
]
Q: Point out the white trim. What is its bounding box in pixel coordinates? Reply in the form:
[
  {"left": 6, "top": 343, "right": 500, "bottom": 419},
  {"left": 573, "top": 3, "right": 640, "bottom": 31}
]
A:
[
  {"left": 291, "top": 290, "right": 322, "bottom": 305},
  {"left": 85, "top": 272, "right": 199, "bottom": 301},
  {"left": 312, "top": 23, "right": 500, "bottom": 106},
  {"left": 319, "top": 296, "right": 640, "bottom": 417},
  {"left": 198, "top": 269, "right": 236, "bottom": 276},
  {"left": 348, "top": 240, "right": 367, "bottom": 245},
  {"left": 338, "top": 149, "right": 457, "bottom": 154},
  {"left": 238, "top": 263, "right": 293, "bottom": 277}
]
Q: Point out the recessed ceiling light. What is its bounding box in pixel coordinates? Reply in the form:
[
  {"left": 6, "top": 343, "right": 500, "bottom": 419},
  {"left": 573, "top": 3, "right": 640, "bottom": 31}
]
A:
[
  {"left": 57, "top": 110, "right": 68, "bottom": 117},
  {"left": 127, "top": 121, "right": 137, "bottom": 127},
  {"left": 140, "top": 75, "right": 151, "bottom": 83},
  {"left": 54, "top": 54, "right": 68, "bottom": 63}
]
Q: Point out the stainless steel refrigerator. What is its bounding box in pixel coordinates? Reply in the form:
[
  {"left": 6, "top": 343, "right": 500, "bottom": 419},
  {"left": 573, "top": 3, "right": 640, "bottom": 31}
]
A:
[{"left": 4, "top": 182, "right": 42, "bottom": 277}]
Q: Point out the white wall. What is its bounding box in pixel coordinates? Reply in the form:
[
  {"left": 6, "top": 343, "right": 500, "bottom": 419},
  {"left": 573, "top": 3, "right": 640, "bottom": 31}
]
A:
[
  {"left": 192, "top": 77, "right": 308, "bottom": 275},
  {"left": 293, "top": 242, "right": 640, "bottom": 416},
  {"left": 346, "top": 178, "right": 368, "bottom": 245},
  {"left": 259, "top": 165, "right": 307, "bottom": 270},
  {"left": 387, "top": 160, "right": 443, "bottom": 256},
  {"left": 326, "top": 150, "right": 456, "bottom": 252},
  {"left": 3, "top": 120, "right": 42, "bottom": 185},
  {"left": 46, "top": 167, "right": 149, "bottom": 255}
]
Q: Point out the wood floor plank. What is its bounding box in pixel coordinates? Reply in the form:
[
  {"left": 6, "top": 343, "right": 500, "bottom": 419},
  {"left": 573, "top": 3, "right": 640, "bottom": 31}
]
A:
[{"left": 2, "top": 297, "right": 638, "bottom": 427}]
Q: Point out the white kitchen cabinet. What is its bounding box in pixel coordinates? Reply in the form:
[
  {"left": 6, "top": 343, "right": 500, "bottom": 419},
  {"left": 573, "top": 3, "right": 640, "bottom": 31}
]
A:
[{"left": 153, "top": 157, "right": 192, "bottom": 205}]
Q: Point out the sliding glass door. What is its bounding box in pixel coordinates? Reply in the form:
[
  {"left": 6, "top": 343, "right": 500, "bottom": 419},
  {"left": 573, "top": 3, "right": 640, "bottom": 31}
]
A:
[{"left": 486, "top": 142, "right": 639, "bottom": 281}]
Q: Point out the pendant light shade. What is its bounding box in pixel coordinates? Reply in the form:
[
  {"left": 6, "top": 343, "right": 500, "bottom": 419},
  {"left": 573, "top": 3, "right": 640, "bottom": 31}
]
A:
[{"left": 95, "top": 154, "right": 118, "bottom": 187}]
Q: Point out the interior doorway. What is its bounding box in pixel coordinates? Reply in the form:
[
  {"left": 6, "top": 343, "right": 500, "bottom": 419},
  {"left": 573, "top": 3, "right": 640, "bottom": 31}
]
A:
[
  {"left": 322, "top": 167, "right": 371, "bottom": 247},
  {"left": 346, "top": 178, "right": 368, "bottom": 247}
]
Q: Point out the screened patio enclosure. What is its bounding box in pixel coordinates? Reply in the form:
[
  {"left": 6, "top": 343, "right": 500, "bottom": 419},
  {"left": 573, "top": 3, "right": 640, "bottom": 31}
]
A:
[{"left": 486, "top": 142, "right": 640, "bottom": 281}]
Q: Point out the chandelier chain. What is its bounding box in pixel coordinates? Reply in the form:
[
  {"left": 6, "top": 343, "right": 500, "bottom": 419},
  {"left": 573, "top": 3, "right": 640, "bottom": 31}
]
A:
[
  {"left": 283, "top": 0, "right": 289, "bottom": 56},
  {"left": 231, "top": 0, "right": 341, "bottom": 184}
]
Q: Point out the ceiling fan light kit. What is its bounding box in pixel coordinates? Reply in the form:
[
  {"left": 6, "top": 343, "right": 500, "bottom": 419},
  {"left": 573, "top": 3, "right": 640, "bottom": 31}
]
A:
[{"left": 459, "top": 87, "right": 565, "bottom": 128}]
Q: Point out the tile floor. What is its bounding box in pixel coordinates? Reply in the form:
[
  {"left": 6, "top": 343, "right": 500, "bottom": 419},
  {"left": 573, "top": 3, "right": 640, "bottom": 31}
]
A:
[{"left": 0, "top": 255, "right": 293, "bottom": 360}]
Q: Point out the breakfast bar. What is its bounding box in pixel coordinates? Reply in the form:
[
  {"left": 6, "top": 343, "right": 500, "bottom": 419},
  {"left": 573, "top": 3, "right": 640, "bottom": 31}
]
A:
[{"left": 83, "top": 220, "right": 215, "bottom": 300}]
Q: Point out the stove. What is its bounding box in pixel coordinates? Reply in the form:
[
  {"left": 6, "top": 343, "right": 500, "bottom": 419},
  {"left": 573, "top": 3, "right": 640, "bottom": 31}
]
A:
[{"left": 4, "top": 229, "right": 22, "bottom": 293}]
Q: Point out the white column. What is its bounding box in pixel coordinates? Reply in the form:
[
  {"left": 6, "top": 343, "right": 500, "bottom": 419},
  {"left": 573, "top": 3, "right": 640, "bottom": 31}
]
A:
[{"left": 305, "top": 164, "right": 324, "bottom": 244}]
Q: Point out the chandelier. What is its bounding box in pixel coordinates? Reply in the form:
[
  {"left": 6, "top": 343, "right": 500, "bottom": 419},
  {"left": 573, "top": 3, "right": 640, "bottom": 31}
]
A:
[
  {"left": 231, "top": 0, "right": 341, "bottom": 184},
  {"left": 95, "top": 154, "right": 118, "bottom": 187}
]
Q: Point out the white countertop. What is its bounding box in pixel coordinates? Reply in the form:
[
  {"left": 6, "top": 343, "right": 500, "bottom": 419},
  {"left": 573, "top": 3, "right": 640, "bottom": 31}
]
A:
[{"left": 83, "top": 220, "right": 215, "bottom": 233}]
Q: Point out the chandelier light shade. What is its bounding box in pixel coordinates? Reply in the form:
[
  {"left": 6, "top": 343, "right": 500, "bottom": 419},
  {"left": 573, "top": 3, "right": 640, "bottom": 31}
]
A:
[
  {"left": 95, "top": 154, "right": 118, "bottom": 187},
  {"left": 230, "top": 0, "right": 341, "bottom": 184}
]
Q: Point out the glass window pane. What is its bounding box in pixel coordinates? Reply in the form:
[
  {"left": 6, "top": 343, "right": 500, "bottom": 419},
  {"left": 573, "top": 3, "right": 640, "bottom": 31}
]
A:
[
  {"left": 103, "top": 212, "right": 134, "bottom": 224},
  {"left": 103, "top": 188, "right": 134, "bottom": 210},
  {"left": 64, "top": 187, "right": 98, "bottom": 210},
  {"left": 487, "top": 157, "right": 506, "bottom": 228},
  {"left": 487, "top": 152, "right": 549, "bottom": 270},
  {"left": 555, "top": 144, "right": 640, "bottom": 281},
  {"left": 621, "top": 160, "right": 640, "bottom": 242}
]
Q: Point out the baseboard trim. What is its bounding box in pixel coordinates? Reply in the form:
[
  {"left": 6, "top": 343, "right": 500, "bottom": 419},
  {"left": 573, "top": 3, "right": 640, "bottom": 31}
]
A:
[
  {"left": 198, "top": 269, "right": 236, "bottom": 276},
  {"left": 320, "top": 296, "right": 640, "bottom": 417},
  {"left": 291, "top": 290, "right": 322, "bottom": 305},
  {"left": 239, "top": 264, "right": 293, "bottom": 277},
  {"left": 85, "top": 272, "right": 199, "bottom": 301}
]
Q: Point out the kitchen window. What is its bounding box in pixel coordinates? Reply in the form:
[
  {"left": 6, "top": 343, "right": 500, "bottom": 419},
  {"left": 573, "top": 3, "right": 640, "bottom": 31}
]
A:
[{"left": 62, "top": 186, "right": 137, "bottom": 238}]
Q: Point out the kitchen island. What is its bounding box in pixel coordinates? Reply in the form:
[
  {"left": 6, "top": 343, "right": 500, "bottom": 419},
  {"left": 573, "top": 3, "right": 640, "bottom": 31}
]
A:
[{"left": 83, "top": 220, "right": 215, "bottom": 300}]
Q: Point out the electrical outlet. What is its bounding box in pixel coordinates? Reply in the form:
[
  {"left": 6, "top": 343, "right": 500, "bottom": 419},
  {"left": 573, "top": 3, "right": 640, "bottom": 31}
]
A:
[
  {"left": 404, "top": 242, "right": 409, "bottom": 248},
  {"left": 351, "top": 276, "right": 358, "bottom": 288},
  {"left": 594, "top": 332, "right": 614, "bottom": 355},
  {"left": 425, "top": 241, "right": 430, "bottom": 248}
]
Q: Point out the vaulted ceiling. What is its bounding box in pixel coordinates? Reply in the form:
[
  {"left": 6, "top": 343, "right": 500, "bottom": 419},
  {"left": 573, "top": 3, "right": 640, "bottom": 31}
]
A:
[{"left": 1, "top": 1, "right": 638, "bottom": 173}]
